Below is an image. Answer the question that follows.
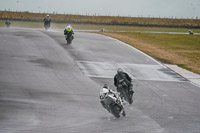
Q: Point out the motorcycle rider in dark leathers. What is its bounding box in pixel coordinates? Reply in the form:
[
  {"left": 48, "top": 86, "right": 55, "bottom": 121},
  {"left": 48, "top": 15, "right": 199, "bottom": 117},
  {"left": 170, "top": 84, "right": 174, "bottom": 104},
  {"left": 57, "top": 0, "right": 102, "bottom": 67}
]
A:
[
  {"left": 43, "top": 14, "right": 51, "bottom": 28},
  {"left": 64, "top": 25, "right": 74, "bottom": 40},
  {"left": 114, "top": 68, "right": 134, "bottom": 98}
]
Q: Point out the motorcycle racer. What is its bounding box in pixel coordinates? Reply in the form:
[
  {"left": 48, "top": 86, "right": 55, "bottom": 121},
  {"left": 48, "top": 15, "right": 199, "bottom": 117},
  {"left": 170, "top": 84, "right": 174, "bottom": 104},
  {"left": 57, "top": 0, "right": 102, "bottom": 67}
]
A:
[
  {"left": 100, "top": 84, "right": 126, "bottom": 117},
  {"left": 114, "top": 68, "right": 134, "bottom": 96}
]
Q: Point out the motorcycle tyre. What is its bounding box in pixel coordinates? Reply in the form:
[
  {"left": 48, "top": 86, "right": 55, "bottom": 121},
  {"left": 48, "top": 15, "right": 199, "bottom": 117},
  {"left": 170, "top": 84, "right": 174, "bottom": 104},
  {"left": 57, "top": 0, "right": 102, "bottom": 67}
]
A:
[
  {"left": 67, "top": 36, "right": 73, "bottom": 45},
  {"left": 121, "top": 87, "right": 133, "bottom": 105},
  {"left": 110, "top": 104, "right": 121, "bottom": 118}
]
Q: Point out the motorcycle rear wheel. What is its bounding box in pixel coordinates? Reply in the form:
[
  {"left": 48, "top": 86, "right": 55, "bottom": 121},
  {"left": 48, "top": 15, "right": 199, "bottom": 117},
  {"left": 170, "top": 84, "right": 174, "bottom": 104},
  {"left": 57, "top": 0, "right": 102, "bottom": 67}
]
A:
[{"left": 121, "top": 87, "right": 133, "bottom": 104}]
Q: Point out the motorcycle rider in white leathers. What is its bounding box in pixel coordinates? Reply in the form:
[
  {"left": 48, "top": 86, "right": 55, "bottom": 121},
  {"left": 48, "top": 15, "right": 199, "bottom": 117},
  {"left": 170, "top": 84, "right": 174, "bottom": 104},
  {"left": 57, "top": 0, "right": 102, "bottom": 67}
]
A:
[{"left": 100, "top": 84, "right": 126, "bottom": 116}]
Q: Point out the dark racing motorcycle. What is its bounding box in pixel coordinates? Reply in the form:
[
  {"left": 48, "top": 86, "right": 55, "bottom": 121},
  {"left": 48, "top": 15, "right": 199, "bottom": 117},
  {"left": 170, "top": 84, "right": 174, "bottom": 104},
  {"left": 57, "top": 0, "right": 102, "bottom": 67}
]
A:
[
  {"left": 101, "top": 93, "right": 125, "bottom": 118},
  {"left": 44, "top": 22, "right": 50, "bottom": 30},
  {"left": 117, "top": 79, "right": 133, "bottom": 104},
  {"left": 65, "top": 34, "right": 74, "bottom": 44}
]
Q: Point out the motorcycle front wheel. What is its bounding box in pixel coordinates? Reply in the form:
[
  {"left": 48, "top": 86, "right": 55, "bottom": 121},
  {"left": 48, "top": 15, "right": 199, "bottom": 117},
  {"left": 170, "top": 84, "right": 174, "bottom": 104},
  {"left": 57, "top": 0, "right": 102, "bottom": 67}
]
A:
[{"left": 110, "top": 104, "right": 121, "bottom": 118}]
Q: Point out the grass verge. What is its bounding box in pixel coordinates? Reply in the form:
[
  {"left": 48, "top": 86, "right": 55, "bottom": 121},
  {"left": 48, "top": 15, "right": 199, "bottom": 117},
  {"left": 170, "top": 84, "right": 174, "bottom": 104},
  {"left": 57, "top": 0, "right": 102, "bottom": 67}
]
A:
[{"left": 101, "top": 32, "right": 200, "bottom": 74}]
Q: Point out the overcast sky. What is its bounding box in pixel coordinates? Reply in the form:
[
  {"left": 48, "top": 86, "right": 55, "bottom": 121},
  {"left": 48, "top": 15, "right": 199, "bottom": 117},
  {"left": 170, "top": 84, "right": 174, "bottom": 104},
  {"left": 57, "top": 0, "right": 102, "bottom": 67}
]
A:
[{"left": 0, "top": 0, "right": 200, "bottom": 18}]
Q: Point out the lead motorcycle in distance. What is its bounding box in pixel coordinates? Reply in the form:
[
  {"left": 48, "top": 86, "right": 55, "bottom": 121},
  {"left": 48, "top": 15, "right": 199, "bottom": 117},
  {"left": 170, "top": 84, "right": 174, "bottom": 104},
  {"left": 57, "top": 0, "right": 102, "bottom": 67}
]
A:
[{"left": 43, "top": 15, "right": 51, "bottom": 30}]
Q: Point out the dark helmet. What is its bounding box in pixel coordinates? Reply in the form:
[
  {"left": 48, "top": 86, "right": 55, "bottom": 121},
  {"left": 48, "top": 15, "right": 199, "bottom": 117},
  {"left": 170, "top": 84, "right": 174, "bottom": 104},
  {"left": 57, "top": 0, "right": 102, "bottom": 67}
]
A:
[{"left": 103, "top": 84, "right": 108, "bottom": 89}]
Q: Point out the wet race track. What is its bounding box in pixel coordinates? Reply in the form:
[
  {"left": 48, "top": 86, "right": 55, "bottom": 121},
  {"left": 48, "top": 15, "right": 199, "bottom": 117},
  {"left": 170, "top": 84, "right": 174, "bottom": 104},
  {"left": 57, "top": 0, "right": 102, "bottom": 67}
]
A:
[{"left": 0, "top": 27, "right": 200, "bottom": 133}]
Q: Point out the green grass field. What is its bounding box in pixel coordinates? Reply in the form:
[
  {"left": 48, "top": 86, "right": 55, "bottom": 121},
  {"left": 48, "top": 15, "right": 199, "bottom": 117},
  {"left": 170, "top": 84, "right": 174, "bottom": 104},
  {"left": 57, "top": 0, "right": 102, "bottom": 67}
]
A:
[{"left": 102, "top": 32, "right": 200, "bottom": 74}]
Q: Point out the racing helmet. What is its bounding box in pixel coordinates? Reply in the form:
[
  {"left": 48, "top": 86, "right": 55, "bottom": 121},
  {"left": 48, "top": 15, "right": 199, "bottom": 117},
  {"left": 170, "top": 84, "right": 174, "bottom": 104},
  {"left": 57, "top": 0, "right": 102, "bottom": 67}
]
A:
[
  {"left": 100, "top": 86, "right": 109, "bottom": 99},
  {"left": 47, "top": 14, "right": 49, "bottom": 17},
  {"left": 117, "top": 68, "right": 123, "bottom": 73},
  {"left": 66, "top": 25, "right": 72, "bottom": 32}
]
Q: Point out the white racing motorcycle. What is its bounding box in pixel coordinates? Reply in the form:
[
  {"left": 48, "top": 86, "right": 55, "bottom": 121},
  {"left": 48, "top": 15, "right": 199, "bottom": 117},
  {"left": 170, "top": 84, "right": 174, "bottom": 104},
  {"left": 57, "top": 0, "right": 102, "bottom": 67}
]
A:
[{"left": 100, "top": 88, "right": 126, "bottom": 118}]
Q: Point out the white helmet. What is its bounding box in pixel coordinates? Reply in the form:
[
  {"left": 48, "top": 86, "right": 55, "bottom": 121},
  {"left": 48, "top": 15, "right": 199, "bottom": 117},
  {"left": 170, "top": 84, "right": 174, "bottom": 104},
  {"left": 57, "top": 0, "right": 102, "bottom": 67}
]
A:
[
  {"left": 47, "top": 14, "right": 49, "bottom": 17},
  {"left": 100, "top": 87, "right": 109, "bottom": 99}
]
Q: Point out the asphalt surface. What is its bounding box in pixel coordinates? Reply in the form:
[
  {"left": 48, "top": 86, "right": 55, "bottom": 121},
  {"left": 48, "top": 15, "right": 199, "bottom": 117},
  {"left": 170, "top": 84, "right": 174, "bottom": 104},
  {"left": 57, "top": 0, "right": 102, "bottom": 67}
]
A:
[{"left": 0, "top": 27, "right": 200, "bottom": 133}]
